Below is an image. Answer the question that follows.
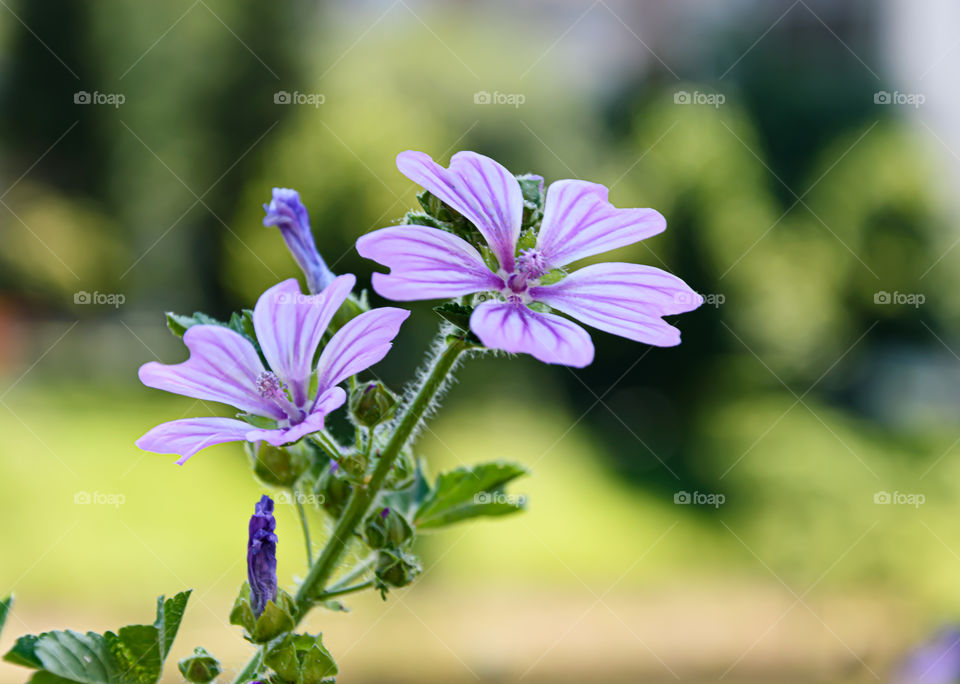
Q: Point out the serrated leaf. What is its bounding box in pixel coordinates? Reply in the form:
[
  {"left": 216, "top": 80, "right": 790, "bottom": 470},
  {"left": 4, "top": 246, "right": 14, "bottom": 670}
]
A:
[
  {"left": 33, "top": 630, "right": 115, "bottom": 684},
  {"left": 414, "top": 461, "right": 529, "bottom": 529},
  {"left": 154, "top": 591, "right": 191, "bottom": 663},
  {"left": 4, "top": 634, "right": 42, "bottom": 668},
  {"left": 0, "top": 595, "right": 11, "bottom": 641}
]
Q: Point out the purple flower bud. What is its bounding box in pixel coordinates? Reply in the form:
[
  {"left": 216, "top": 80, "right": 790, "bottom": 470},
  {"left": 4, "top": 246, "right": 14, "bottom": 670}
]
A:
[
  {"left": 263, "top": 188, "right": 336, "bottom": 294},
  {"left": 379, "top": 507, "right": 390, "bottom": 519},
  {"left": 247, "top": 495, "right": 278, "bottom": 617}
]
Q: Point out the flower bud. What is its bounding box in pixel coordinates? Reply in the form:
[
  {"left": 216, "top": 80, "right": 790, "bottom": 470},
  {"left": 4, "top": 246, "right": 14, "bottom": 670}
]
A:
[
  {"left": 363, "top": 507, "right": 414, "bottom": 549},
  {"left": 316, "top": 461, "right": 352, "bottom": 518},
  {"left": 249, "top": 442, "right": 309, "bottom": 488},
  {"left": 375, "top": 548, "right": 421, "bottom": 588},
  {"left": 349, "top": 381, "right": 398, "bottom": 428},
  {"left": 177, "top": 647, "right": 222, "bottom": 683},
  {"left": 247, "top": 495, "right": 278, "bottom": 617},
  {"left": 263, "top": 188, "right": 336, "bottom": 294}
]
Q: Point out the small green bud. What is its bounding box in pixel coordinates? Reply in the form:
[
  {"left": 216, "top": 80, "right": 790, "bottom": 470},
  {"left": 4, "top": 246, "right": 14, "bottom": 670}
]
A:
[
  {"left": 315, "top": 461, "right": 352, "bottom": 518},
  {"left": 264, "top": 633, "right": 338, "bottom": 684},
  {"left": 375, "top": 548, "right": 422, "bottom": 589},
  {"left": 177, "top": 647, "right": 222, "bottom": 683},
  {"left": 349, "top": 381, "right": 398, "bottom": 428},
  {"left": 250, "top": 442, "right": 310, "bottom": 488},
  {"left": 516, "top": 173, "right": 544, "bottom": 206},
  {"left": 363, "top": 507, "right": 414, "bottom": 549}
]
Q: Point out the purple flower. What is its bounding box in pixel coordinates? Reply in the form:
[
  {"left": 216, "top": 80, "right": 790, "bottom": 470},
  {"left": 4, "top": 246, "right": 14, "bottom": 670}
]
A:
[
  {"left": 247, "top": 495, "right": 277, "bottom": 617},
  {"left": 136, "top": 275, "right": 409, "bottom": 464},
  {"left": 264, "top": 188, "right": 335, "bottom": 294},
  {"left": 897, "top": 628, "right": 960, "bottom": 684},
  {"left": 356, "top": 151, "right": 702, "bottom": 367}
]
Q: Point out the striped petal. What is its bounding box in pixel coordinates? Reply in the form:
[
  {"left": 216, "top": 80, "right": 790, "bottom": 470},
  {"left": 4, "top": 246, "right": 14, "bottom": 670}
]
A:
[
  {"left": 396, "top": 150, "right": 522, "bottom": 272},
  {"left": 253, "top": 275, "right": 355, "bottom": 406},
  {"left": 537, "top": 180, "right": 665, "bottom": 267},
  {"left": 138, "top": 325, "right": 281, "bottom": 420},
  {"left": 357, "top": 225, "right": 502, "bottom": 301},
  {"left": 136, "top": 417, "right": 257, "bottom": 465},
  {"left": 530, "top": 262, "right": 702, "bottom": 347},
  {"left": 315, "top": 307, "right": 409, "bottom": 395},
  {"left": 469, "top": 300, "right": 594, "bottom": 368}
]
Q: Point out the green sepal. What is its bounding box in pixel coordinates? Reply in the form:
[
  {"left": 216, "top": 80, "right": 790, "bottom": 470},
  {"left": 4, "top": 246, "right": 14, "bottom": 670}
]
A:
[
  {"left": 349, "top": 381, "right": 398, "bottom": 428},
  {"left": 250, "top": 442, "right": 310, "bottom": 488},
  {"left": 3, "top": 591, "right": 191, "bottom": 684},
  {"left": 230, "top": 584, "right": 296, "bottom": 644},
  {"left": 375, "top": 548, "right": 421, "bottom": 590},
  {"left": 177, "top": 647, "right": 222, "bottom": 683},
  {"left": 264, "top": 633, "right": 337, "bottom": 684},
  {"left": 314, "top": 463, "right": 353, "bottom": 518},
  {"left": 479, "top": 245, "right": 500, "bottom": 273},
  {"left": 165, "top": 311, "right": 221, "bottom": 338},
  {"left": 516, "top": 173, "right": 544, "bottom": 207},
  {"left": 363, "top": 507, "right": 415, "bottom": 549},
  {"left": 433, "top": 302, "right": 473, "bottom": 332},
  {"left": 414, "top": 461, "right": 529, "bottom": 529}
]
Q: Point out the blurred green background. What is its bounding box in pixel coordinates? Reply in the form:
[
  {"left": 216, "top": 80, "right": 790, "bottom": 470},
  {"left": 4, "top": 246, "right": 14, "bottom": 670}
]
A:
[{"left": 1, "top": 0, "right": 958, "bottom": 681}]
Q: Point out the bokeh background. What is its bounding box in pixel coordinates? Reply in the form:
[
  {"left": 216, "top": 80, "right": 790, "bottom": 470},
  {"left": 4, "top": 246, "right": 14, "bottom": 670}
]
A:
[{"left": 1, "top": 0, "right": 959, "bottom": 681}]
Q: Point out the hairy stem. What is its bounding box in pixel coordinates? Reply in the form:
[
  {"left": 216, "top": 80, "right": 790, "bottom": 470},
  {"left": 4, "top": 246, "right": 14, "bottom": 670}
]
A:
[{"left": 294, "top": 488, "right": 313, "bottom": 566}]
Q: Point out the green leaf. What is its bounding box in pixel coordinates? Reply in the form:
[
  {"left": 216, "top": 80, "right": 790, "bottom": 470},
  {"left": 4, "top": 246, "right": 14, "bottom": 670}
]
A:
[
  {"left": 3, "top": 592, "right": 192, "bottom": 684},
  {"left": 0, "top": 595, "right": 11, "bottom": 641},
  {"left": 231, "top": 584, "right": 296, "bottom": 644},
  {"left": 153, "top": 591, "right": 191, "bottom": 663},
  {"left": 414, "top": 461, "right": 529, "bottom": 529},
  {"left": 433, "top": 302, "right": 472, "bottom": 331},
  {"left": 164, "top": 311, "right": 222, "bottom": 338}
]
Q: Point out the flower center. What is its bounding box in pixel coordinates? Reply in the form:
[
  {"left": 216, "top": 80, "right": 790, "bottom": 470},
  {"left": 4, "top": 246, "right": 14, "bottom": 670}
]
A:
[
  {"left": 256, "top": 371, "right": 305, "bottom": 424},
  {"left": 501, "top": 248, "right": 547, "bottom": 298}
]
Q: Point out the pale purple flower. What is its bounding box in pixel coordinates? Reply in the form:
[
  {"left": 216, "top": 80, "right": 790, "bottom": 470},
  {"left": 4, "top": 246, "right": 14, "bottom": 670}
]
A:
[
  {"left": 136, "top": 275, "right": 408, "bottom": 464},
  {"left": 264, "top": 188, "right": 335, "bottom": 294},
  {"left": 896, "top": 628, "right": 960, "bottom": 684},
  {"left": 356, "top": 151, "right": 702, "bottom": 368},
  {"left": 247, "top": 495, "right": 277, "bottom": 617}
]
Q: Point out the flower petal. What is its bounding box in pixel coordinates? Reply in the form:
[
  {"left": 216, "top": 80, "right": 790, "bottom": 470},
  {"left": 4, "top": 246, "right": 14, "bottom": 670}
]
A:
[
  {"left": 396, "top": 150, "right": 522, "bottom": 271},
  {"left": 537, "top": 179, "right": 666, "bottom": 267},
  {"left": 138, "top": 325, "right": 280, "bottom": 419},
  {"left": 356, "top": 225, "right": 502, "bottom": 301},
  {"left": 315, "top": 307, "right": 410, "bottom": 393},
  {"left": 470, "top": 300, "right": 594, "bottom": 367},
  {"left": 530, "top": 262, "right": 702, "bottom": 347},
  {"left": 253, "top": 275, "right": 355, "bottom": 406},
  {"left": 248, "top": 387, "right": 347, "bottom": 446},
  {"left": 136, "top": 417, "right": 257, "bottom": 465}
]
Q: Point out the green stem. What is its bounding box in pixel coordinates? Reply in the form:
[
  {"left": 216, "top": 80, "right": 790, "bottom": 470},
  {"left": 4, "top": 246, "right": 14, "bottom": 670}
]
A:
[
  {"left": 231, "top": 332, "right": 469, "bottom": 683},
  {"left": 315, "top": 580, "right": 375, "bottom": 601},
  {"left": 294, "top": 488, "right": 313, "bottom": 566}
]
